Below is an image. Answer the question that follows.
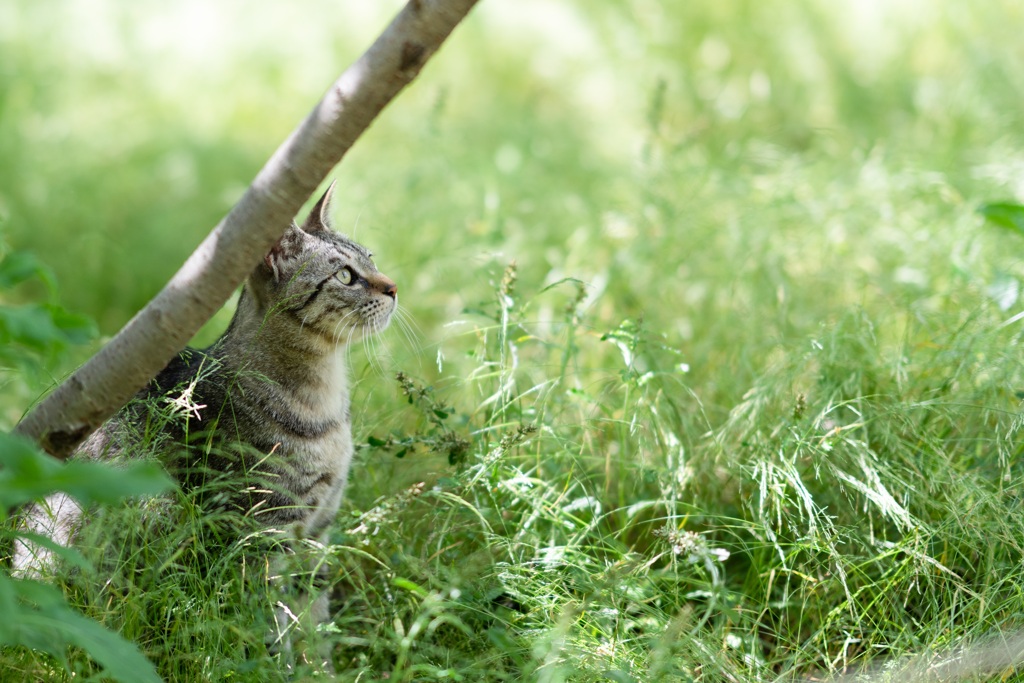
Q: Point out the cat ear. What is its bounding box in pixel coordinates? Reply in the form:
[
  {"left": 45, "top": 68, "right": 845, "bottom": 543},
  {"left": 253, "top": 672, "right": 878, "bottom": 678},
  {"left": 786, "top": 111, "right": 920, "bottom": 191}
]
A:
[
  {"left": 263, "top": 223, "right": 304, "bottom": 282},
  {"left": 302, "top": 180, "right": 337, "bottom": 233}
]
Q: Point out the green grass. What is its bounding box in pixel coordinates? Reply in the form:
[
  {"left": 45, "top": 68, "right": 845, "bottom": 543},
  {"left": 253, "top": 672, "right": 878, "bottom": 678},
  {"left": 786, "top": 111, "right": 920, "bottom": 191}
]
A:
[{"left": 4, "top": 0, "right": 1024, "bottom": 680}]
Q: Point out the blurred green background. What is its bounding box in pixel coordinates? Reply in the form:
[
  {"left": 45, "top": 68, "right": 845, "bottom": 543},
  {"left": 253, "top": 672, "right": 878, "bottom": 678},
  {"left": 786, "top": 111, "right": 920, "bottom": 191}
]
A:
[{"left": 2, "top": 0, "right": 1023, "bottom": 411}]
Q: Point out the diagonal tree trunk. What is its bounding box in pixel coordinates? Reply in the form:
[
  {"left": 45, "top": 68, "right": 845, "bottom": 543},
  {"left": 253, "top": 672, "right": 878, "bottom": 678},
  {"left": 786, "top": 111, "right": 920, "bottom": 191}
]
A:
[{"left": 15, "top": 0, "right": 480, "bottom": 459}]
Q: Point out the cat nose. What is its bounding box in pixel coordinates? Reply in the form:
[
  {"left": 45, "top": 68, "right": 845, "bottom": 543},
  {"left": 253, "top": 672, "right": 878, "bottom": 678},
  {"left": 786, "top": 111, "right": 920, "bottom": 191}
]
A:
[{"left": 379, "top": 277, "right": 397, "bottom": 299}]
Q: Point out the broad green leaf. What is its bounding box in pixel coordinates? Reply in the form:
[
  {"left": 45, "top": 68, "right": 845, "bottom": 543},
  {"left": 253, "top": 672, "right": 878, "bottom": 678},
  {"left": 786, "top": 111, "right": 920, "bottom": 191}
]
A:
[
  {"left": 3, "top": 576, "right": 161, "bottom": 683},
  {"left": 0, "top": 432, "right": 172, "bottom": 510},
  {"left": 0, "top": 305, "right": 66, "bottom": 351},
  {"left": 0, "top": 304, "right": 95, "bottom": 351},
  {"left": 0, "top": 251, "right": 56, "bottom": 293},
  {"left": 979, "top": 201, "right": 1024, "bottom": 235},
  {"left": 45, "top": 304, "right": 97, "bottom": 344}
]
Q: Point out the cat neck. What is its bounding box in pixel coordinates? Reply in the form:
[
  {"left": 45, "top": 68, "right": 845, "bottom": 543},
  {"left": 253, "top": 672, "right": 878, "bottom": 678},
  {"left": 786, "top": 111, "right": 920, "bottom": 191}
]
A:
[{"left": 214, "top": 288, "right": 350, "bottom": 408}]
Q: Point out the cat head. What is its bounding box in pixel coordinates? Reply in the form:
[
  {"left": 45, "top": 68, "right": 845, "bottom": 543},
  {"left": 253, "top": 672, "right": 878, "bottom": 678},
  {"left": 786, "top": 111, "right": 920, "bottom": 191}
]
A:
[{"left": 248, "top": 182, "right": 397, "bottom": 344}]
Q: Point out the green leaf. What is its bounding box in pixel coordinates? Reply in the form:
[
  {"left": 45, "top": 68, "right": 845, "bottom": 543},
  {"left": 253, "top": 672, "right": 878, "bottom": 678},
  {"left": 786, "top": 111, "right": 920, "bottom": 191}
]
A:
[
  {"left": 367, "top": 435, "right": 387, "bottom": 447},
  {"left": 0, "top": 433, "right": 173, "bottom": 510},
  {"left": 0, "top": 435, "right": 167, "bottom": 683},
  {"left": 45, "top": 304, "right": 97, "bottom": 344},
  {"left": 979, "top": 201, "right": 1024, "bottom": 235},
  {"left": 2, "top": 576, "right": 161, "bottom": 683},
  {"left": 0, "top": 251, "right": 56, "bottom": 293},
  {"left": 0, "top": 305, "right": 67, "bottom": 350},
  {"left": 0, "top": 304, "right": 96, "bottom": 348}
]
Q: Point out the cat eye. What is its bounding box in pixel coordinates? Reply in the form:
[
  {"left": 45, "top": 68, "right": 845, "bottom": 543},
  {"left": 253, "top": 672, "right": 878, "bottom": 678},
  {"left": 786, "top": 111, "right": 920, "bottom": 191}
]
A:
[{"left": 336, "top": 266, "right": 355, "bottom": 285}]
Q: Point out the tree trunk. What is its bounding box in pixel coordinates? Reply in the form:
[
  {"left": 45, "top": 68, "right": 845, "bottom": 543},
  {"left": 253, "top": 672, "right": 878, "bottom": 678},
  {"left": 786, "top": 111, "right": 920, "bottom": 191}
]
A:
[{"left": 15, "top": 0, "right": 480, "bottom": 459}]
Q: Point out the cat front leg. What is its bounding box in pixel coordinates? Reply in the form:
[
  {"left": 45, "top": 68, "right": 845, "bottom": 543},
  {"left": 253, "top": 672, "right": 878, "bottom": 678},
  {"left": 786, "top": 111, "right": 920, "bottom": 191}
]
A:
[{"left": 269, "top": 534, "right": 336, "bottom": 673}]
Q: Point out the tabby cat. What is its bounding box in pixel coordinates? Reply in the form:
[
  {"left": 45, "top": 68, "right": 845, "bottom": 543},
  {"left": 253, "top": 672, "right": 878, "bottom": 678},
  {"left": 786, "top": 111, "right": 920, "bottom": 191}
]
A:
[{"left": 14, "top": 182, "right": 396, "bottom": 658}]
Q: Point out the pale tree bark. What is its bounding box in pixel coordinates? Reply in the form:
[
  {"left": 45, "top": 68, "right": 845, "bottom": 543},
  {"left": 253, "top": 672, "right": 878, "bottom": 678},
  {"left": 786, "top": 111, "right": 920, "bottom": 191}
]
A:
[{"left": 15, "top": 0, "right": 480, "bottom": 459}]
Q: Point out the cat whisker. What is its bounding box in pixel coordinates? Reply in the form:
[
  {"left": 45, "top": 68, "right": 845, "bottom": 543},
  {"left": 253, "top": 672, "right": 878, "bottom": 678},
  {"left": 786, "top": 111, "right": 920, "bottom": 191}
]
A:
[
  {"left": 395, "top": 305, "right": 424, "bottom": 337},
  {"left": 329, "top": 309, "right": 359, "bottom": 344},
  {"left": 369, "top": 313, "right": 395, "bottom": 375},
  {"left": 392, "top": 308, "right": 422, "bottom": 354},
  {"left": 337, "top": 321, "right": 355, "bottom": 367},
  {"left": 362, "top": 327, "right": 385, "bottom": 378},
  {"left": 362, "top": 333, "right": 372, "bottom": 367}
]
